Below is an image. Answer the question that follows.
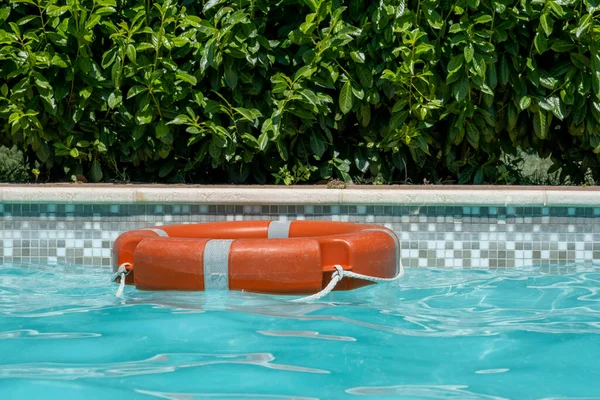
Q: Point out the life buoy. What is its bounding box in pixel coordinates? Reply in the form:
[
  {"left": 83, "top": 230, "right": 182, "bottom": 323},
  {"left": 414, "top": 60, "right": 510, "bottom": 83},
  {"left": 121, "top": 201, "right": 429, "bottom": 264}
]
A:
[{"left": 112, "top": 220, "right": 400, "bottom": 294}]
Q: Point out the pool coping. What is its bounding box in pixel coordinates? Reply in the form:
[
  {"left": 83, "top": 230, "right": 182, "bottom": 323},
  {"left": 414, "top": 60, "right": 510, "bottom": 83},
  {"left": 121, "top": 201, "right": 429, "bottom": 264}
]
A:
[{"left": 0, "top": 184, "right": 599, "bottom": 206}]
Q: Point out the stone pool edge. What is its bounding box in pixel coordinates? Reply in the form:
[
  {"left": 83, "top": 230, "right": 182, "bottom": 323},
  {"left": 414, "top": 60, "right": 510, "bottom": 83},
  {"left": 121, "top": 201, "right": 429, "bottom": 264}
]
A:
[{"left": 0, "top": 184, "right": 599, "bottom": 206}]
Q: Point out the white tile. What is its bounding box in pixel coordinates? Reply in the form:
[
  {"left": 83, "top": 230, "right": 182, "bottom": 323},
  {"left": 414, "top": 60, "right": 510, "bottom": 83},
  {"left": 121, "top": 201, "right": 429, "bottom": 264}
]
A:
[
  {"left": 436, "top": 250, "right": 445, "bottom": 258},
  {"left": 471, "top": 250, "right": 481, "bottom": 259},
  {"left": 75, "top": 239, "right": 84, "bottom": 248},
  {"left": 506, "top": 241, "right": 515, "bottom": 250},
  {"left": 480, "top": 259, "right": 489, "bottom": 268},
  {"left": 541, "top": 250, "right": 550, "bottom": 259},
  {"left": 92, "top": 248, "right": 101, "bottom": 257},
  {"left": 515, "top": 250, "right": 524, "bottom": 259},
  {"left": 410, "top": 224, "right": 418, "bottom": 232},
  {"left": 576, "top": 242, "right": 584, "bottom": 250},
  {"left": 453, "top": 241, "right": 463, "bottom": 249},
  {"left": 445, "top": 250, "right": 453, "bottom": 258},
  {"left": 480, "top": 241, "right": 489, "bottom": 250},
  {"left": 585, "top": 251, "right": 593, "bottom": 259},
  {"left": 4, "top": 248, "right": 12, "bottom": 256},
  {"left": 419, "top": 258, "right": 428, "bottom": 267},
  {"left": 576, "top": 251, "right": 584, "bottom": 259},
  {"left": 559, "top": 242, "right": 567, "bottom": 250},
  {"left": 84, "top": 248, "right": 92, "bottom": 257}
]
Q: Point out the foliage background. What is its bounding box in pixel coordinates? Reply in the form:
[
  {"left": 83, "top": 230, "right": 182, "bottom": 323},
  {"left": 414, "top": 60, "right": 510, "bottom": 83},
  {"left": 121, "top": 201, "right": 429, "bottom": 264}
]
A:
[{"left": 1, "top": 0, "right": 599, "bottom": 185}]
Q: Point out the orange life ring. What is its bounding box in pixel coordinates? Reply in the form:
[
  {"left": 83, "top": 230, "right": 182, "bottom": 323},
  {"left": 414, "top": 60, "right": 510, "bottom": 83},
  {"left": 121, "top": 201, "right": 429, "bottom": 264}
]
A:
[{"left": 112, "top": 220, "right": 400, "bottom": 294}]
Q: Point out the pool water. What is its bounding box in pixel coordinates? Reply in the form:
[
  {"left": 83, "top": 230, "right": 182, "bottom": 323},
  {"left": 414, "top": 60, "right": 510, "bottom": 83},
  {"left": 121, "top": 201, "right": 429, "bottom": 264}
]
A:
[{"left": 1, "top": 262, "right": 599, "bottom": 399}]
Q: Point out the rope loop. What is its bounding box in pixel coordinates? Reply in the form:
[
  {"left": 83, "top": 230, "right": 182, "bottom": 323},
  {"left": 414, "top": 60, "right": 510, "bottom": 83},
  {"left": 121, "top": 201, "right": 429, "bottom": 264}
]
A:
[
  {"left": 111, "top": 262, "right": 132, "bottom": 298},
  {"left": 291, "top": 259, "right": 404, "bottom": 303}
]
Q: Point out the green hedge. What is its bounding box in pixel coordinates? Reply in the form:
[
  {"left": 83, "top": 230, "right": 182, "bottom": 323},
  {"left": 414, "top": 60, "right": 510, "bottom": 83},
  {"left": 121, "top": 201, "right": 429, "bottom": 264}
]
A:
[{"left": 0, "top": 0, "right": 598, "bottom": 184}]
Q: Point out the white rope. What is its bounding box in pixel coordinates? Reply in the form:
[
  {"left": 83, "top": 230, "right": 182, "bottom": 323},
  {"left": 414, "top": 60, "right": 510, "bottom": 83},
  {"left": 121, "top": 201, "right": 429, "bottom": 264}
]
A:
[
  {"left": 291, "top": 259, "right": 405, "bottom": 303},
  {"left": 111, "top": 262, "right": 131, "bottom": 298}
]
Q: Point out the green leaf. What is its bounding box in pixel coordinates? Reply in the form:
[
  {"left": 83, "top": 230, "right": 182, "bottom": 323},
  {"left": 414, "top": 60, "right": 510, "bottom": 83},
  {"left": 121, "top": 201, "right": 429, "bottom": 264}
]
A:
[
  {"left": 453, "top": 76, "right": 469, "bottom": 102},
  {"left": 519, "top": 96, "right": 531, "bottom": 111},
  {"left": 466, "top": 122, "right": 480, "bottom": 148},
  {"left": 176, "top": 71, "right": 197, "bottom": 86},
  {"left": 204, "top": 0, "right": 225, "bottom": 12},
  {"left": 234, "top": 107, "right": 262, "bottom": 122},
  {"left": 126, "top": 44, "right": 137, "bottom": 63},
  {"left": 339, "top": 81, "right": 353, "bottom": 114},
  {"left": 107, "top": 91, "right": 122, "bottom": 108},
  {"left": 540, "top": 13, "right": 553, "bottom": 36},
  {"left": 1, "top": 84, "right": 7, "bottom": 97},
  {"left": 225, "top": 60, "right": 238, "bottom": 89},
  {"left": 534, "top": 33, "right": 547, "bottom": 54},
  {"left": 539, "top": 96, "right": 566, "bottom": 120},
  {"left": 69, "top": 148, "right": 80, "bottom": 158},
  {"left": 0, "top": 6, "right": 10, "bottom": 24},
  {"left": 551, "top": 40, "right": 575, "bottom": 53},
  {"left": 310, "top": 132, "right": 326, "bottom": 157},
  {"left": 156, "top": 120, "right": 169, "bottom": 138},
  {"left": 464, "top": 43, "right": 474, "bottom": 63},
  {"left": 474, "top": 14, "right": 493, "bottom": 24},
  {"left": 356, "top": 64, "right": 373, "bottom": 88},
  {"left": 127, "top": 85, "right": 147, "bottom": 99},
  {"left": 533, "top": 110, "right": 550, "bottom": 139},
  {"left": 447, "top": 55, "right": 464, "bottom": 74},
  {"left": 258, "top": 131, "right": 269, "bottom": 151},
  {"left": 576, "top": 14, "right": 592, "bottom": 38},
  {"left": 90, "top": 160, "right": 103, "bottom": 182},
  {"left": 101, "top": 47, "right": 118, "bottom": 69}
]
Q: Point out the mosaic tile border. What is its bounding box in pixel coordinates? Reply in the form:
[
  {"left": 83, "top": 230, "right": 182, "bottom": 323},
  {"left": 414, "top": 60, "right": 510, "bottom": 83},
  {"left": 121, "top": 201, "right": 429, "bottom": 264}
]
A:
[{"left": 1, "top": 203, "right": 600, "bottom": 269}]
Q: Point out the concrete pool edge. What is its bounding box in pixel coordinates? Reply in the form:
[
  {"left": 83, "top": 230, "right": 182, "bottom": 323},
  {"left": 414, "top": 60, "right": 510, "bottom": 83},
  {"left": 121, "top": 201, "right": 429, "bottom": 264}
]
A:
[{"left": 0, "top": 184, "right": 599, "bottom": 206}]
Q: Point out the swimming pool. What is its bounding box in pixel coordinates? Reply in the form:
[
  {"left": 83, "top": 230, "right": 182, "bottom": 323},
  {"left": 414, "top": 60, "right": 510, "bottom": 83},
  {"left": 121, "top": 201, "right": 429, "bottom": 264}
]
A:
[{"left": 1, "top": 262, "right": 599, "bottom": 399}]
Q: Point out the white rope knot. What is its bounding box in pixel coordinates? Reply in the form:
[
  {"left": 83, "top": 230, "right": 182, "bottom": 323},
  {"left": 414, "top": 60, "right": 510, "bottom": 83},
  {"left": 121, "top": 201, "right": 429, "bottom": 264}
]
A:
[
  {"left": 111, "top": 263, "right": 131, "bottom": 298},
  {"left": 332, "top": 264, "right": 344, "bottom": 281}
]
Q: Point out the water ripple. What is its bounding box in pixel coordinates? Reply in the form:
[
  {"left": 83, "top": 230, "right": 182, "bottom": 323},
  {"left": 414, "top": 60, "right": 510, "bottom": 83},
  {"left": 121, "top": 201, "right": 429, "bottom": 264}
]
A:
[
  {"left": 0, "top": 353, "right": 329, "bottom": 380},
  {"left": 0, "top": 329, "right": 101, "bottom": 340},
  {"left": 136, "top": 389, "right": 319, "bottom": 400},
  {"left": 345, "top": 384, "right": 508, "bottom": 399}
]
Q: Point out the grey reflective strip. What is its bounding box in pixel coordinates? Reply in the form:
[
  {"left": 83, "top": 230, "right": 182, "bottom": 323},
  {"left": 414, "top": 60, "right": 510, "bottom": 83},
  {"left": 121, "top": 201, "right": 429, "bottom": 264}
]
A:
[
  {"left": 140, "top": 228, "right": 169, "bottom": 237},
  {"left": 203, "top": 239, "right": 234, "bottom": 290},
  {"left": 268, "top": 220, "right": 291, "bottom": 238},
  {"left": 365, "top": 229, "right": 400, "bottom": 275}
]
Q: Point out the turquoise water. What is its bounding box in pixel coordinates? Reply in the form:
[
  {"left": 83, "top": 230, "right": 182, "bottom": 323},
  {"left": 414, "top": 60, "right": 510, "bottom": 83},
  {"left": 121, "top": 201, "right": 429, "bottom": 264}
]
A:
[{"left": 1, "top": 262, "right": 600, "bottom": 399}]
